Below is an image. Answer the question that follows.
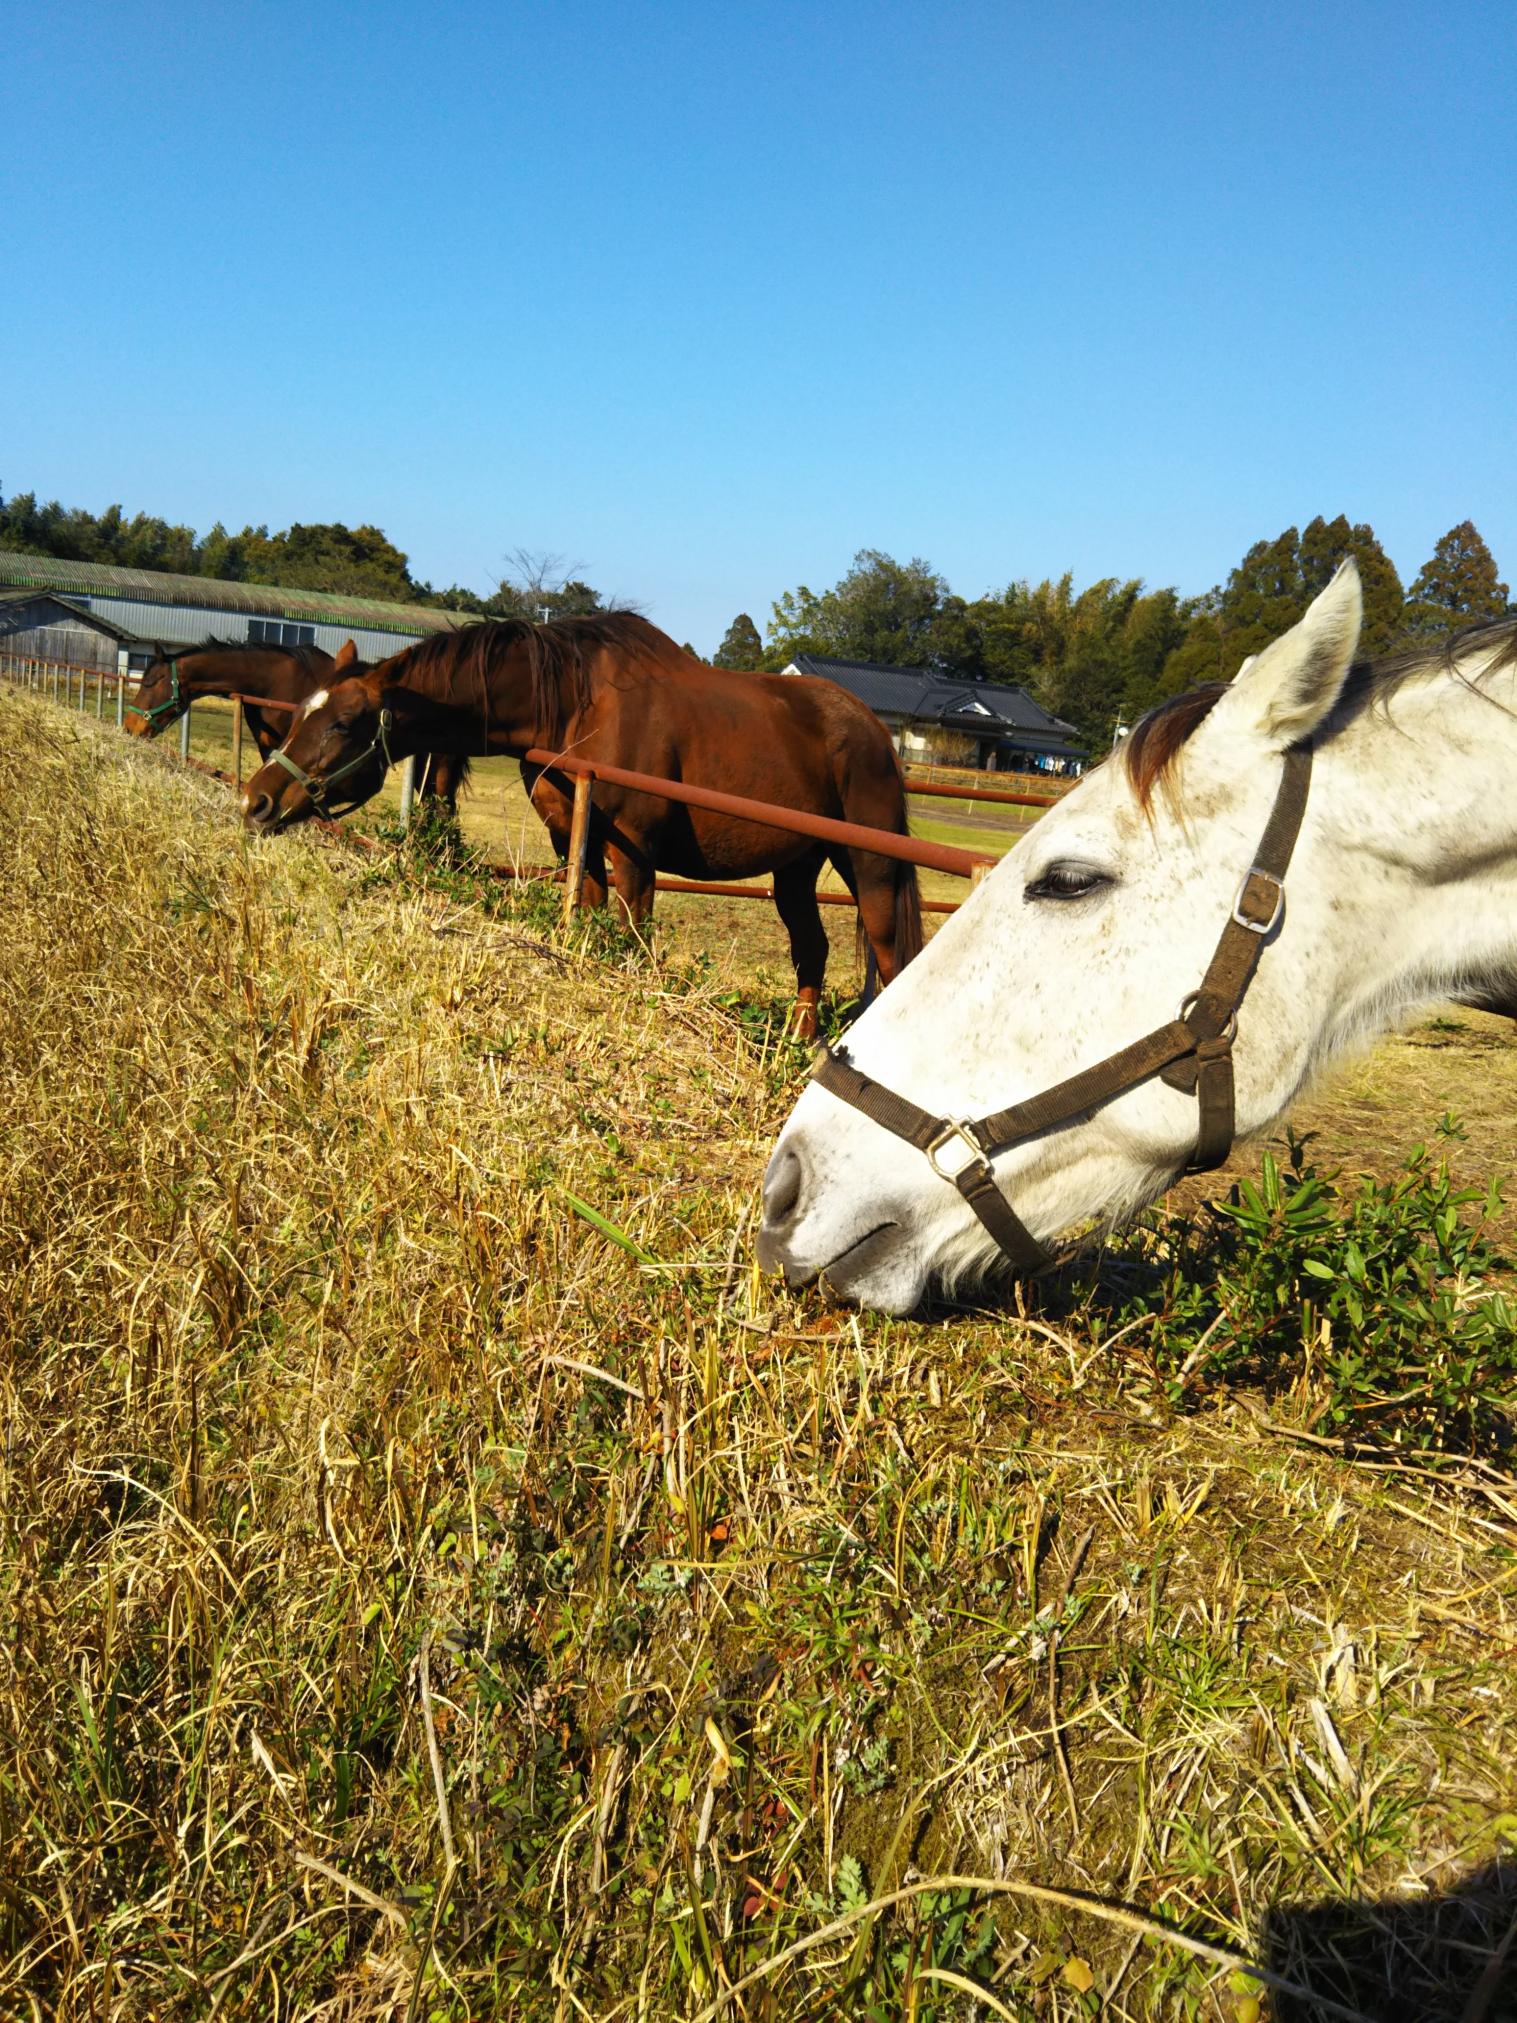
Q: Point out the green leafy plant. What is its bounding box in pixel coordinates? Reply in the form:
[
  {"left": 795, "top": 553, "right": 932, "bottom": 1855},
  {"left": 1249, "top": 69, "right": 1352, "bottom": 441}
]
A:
[{"left": 1095, "top": 1133, "right": 1514, "bottom": 1456}]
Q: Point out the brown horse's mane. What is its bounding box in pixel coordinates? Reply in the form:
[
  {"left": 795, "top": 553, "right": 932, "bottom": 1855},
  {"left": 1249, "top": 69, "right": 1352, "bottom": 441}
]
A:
[
  {"left": 376, "top": 610, "right": 669, "bottom": 744},
  {"left": 196, "top": 635, "right": 332, "bottom": 677},
  {"left": 1124, "top": 613, "right": 1517, "bottom": 812}
]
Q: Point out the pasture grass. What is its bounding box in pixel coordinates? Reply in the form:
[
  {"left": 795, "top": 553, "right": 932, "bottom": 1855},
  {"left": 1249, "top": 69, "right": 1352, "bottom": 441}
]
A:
[
  {"left": 172, "top": 698, "right": 1014, "bottom": 985},
  {"left": 3, "top": 686, "right": 1516, "bottom": 2021}
]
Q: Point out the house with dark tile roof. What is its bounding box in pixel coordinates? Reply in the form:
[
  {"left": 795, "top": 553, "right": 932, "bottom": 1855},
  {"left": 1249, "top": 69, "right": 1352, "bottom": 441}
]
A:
[{"left": 782, "top": 653, "right": 1084, "bottom": 773}]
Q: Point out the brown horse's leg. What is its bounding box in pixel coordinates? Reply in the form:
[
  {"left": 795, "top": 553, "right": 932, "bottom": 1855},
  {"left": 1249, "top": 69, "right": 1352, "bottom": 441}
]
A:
[
  {"left": 580, "top": 833, "right": 609, "bottom": 910},
  {"left": 773, "top": 856, "right": 830, "bottom": 1041},
  {"left": 243, "top": 705, "right": 281, "bottom": 761},
  {"left": 605, "top": 844, "right": 654, "bottom": 929},
  {"left": 533, "top": 813, "right": 609, "bottom": 912}
]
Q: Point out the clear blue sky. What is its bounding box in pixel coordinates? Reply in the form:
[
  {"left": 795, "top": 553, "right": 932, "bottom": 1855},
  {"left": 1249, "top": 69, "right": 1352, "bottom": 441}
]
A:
[{"left": 5, "top": 1, "right": 1513, "bottom": 650}]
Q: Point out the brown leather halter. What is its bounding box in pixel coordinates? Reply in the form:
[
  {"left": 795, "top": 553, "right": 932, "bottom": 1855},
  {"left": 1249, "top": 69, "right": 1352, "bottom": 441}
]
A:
[{"left": 811, "top": 747, "right": 1314, "bottom": 1275}]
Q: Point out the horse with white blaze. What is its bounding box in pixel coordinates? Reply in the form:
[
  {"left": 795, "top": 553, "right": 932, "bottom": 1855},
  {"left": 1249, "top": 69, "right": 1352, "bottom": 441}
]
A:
[{"left": 757, "top": 560, "right": 1517, "bottom": 1313}]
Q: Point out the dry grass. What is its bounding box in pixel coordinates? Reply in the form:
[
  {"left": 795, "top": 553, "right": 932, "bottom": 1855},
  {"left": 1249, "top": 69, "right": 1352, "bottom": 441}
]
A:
[
  {"left": 2, "top": 686, "right": 1515, "bottom": 2021},
  {"left": 171, "top": 699, "right": 1025, "bottom": 994}
]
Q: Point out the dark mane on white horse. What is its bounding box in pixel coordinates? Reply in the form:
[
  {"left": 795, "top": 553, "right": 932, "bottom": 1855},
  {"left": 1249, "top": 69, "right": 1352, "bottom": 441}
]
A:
[
  {"left": 1356, "top": 612, "right": 1517, "bottom": 705},
  {"left": 1124, "top": 614, "right": 1517, "bottom": 812}
]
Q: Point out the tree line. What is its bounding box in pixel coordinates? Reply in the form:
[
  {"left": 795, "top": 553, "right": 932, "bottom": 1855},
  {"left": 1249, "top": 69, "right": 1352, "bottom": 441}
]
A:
[
  {"left": 714, "top": 517, "right": 1511, "bottom": 745},
  {"left": 0, "top": 489, "right": 604, "bottom": 623},
  {"left": 2, "top": 482, "right": 1507, "bottom": 747}
]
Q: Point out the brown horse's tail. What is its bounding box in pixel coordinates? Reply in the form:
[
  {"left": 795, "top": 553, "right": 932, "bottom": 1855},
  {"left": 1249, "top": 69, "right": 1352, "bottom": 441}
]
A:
[
  {"left": 894, "top": 857, "right": 923, "bottom": 968},
  {"left": 847, "top": 843, "right": 923, "bottom": 980}
]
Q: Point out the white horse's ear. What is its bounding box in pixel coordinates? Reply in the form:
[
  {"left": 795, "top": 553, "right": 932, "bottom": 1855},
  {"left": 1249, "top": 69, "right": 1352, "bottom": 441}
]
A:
[{"left": 1223, "top": 559, "right": 1363, "bottom": 748}]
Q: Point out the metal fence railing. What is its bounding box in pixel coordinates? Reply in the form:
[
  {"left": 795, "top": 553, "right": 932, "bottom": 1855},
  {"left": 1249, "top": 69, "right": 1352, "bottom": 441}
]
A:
[{"left": 5, "top": 652, "right": 1054, "bottom": 926}]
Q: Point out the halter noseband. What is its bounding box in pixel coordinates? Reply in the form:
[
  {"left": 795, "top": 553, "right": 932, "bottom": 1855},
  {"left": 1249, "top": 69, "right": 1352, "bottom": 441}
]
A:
[
  {"left": 125, "top": 653, "right": 189, "bottom": 729},
  {"left": 811, "top": 746, "right": 1314, "bottom": 1276},
  {"left": 268, "top": 707, "right": 396, "bottom": 815}
]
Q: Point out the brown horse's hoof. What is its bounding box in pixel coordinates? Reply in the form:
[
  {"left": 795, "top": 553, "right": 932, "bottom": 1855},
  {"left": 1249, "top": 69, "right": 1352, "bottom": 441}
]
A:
[{"left": 787, "top": 1000, "right": 820, "bottom": 1042}]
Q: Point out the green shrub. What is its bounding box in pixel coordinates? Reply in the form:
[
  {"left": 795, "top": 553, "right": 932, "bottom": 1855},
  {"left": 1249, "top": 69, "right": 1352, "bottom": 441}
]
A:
[{"left": 1095, "top": 1131, "right": 1515, "bottom": 1457}]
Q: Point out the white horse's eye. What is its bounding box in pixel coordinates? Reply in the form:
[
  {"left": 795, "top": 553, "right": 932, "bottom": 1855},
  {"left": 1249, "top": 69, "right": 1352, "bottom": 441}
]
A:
[{"left": 1024, "top": 861, "right": 1114, "bottom": 902}]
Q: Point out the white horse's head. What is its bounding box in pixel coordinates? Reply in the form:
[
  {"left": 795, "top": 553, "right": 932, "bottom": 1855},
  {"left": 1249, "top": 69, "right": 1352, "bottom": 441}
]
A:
[{"left": 757, "top": 562, "right": 1517, "bottom": 1311}]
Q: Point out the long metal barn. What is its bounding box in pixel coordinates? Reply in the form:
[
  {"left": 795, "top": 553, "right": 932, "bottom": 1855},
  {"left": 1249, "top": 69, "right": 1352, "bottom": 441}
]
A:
[{"left": 0, "top": 550, "right": 473, "bottom": 676}]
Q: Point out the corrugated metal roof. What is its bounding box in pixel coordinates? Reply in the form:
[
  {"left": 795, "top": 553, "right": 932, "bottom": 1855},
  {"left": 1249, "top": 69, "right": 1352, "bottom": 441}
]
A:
[
  {"left": 0, "top": 589, "right": 144, "bottom": 641},
  {"left": 786, "top": 653, "right": 1083, "bottom": 752},
  {"left": 0, "top": 551, "right": 478, "bottom": 635}
]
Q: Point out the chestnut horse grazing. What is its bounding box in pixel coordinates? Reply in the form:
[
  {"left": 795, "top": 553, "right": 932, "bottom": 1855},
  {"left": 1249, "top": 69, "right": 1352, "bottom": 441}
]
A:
[
  {"left": 125, "top": 639, "right": 469, "bottom": 811},
  {"left": 240, "top": 612, "right": 922, "bottom": 1033}
]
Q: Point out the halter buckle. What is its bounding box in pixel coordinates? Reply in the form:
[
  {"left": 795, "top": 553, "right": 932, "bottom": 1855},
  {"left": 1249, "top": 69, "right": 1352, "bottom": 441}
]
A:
[
  {"left": 926, "top": 1118, "right": 992, "bottom": 1183},
  {"left": 1232, "top": 867, "right": 1284, "bottom": 935},
  {"left": 1178, "top": 992, "right": 1238, "bottom": 1046}
]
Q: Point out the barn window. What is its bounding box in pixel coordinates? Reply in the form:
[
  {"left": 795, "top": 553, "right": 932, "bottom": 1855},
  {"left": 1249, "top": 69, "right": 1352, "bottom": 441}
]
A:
[{"left": 248, "top": 619, "right": 316, "bottom": 647}]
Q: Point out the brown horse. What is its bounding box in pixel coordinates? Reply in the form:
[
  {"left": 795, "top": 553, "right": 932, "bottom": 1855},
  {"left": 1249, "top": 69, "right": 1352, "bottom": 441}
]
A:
[
  {"left": 240, "top": 612, "right": 922, "bottom": 1033},
  {"left": 125, "top": 639, "right": 469, "bottom": 810}
]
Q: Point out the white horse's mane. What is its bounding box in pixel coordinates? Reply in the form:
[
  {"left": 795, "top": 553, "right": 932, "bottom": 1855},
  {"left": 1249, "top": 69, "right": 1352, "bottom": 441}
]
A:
[{"left": 1123, "top": 614, "right": 1517, "bottom": 815}]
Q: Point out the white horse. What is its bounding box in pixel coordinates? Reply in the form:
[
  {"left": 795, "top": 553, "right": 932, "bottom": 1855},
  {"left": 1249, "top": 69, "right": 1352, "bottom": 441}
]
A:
[{"left": 757, "top": 561, "right": 1517, "bottom": 1313}]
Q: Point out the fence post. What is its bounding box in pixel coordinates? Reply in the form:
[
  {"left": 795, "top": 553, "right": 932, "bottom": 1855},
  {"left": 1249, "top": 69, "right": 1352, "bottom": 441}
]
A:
[
  {"left": 398, "top": 752, "right": 417, "bottom": 831},
  {"left": 77, "top": 667, "right": 85, "bottom": 711},
  {"left": 970, "top": 863, "right": 991, "bottom": 890},
  {"left": 180, "top": 703, "right": 192, "bottom": 761},
  {"left": 96, "top": 666, "right": 105, "bottom": 718},
  {"left": 116, "top": 669, "right": 126, "bottom": 728},
  {"left": 562, "top": 770, "right": 593, "bottom": 927},
  {"left": 231, "top": 698, "right": 243, "bottom": 787}
]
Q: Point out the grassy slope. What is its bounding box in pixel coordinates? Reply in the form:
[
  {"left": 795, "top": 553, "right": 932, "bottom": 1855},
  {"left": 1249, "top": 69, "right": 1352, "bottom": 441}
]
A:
[
  {"left": 172, "top": 699, "right": 1021, "bottom": 986},
  {"left": 2, "top": 689, "right": 1515, "bottom": 2021}
]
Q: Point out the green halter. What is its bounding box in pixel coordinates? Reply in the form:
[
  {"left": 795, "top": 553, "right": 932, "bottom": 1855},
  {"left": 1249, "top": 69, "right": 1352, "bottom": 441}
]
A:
[
  {"left": 125, "top": 653, "right": 188, "bottom": 728},
  {"left": 269, "top": 707, "right": 396, "bottom": 814}
]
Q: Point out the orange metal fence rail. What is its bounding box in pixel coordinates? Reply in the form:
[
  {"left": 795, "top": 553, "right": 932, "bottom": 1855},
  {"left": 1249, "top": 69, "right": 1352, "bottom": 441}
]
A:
[
  {"left": 6, "top": 659, "right": 1038, "bottom": 910},
  {"left": 521, "top": 746, "right": 994, "bottom": 878}
]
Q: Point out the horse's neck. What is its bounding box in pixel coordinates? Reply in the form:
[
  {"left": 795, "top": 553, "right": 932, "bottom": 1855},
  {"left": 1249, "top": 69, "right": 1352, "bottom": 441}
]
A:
[
  {"left": 1316, "top": 660, "right": 1517, "bottom": 1016},
  {"left": 183, "top": 650, "right": 323, "bottom": 700},
  {"left": 479, "top": 641, "right": 574, "bottom": 752}
]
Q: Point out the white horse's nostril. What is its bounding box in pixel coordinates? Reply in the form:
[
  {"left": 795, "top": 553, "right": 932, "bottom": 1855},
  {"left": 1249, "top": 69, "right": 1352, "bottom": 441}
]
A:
[{"left": 762, "top": 1144, "right": 804, "bottom": 1231}]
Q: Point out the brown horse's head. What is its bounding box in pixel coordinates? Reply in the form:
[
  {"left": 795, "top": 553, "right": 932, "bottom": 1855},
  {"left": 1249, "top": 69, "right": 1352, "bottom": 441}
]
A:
[
  {"left": 240, "top": 660, "right": 409, "bottom": 831},
  {"left": 124, "top": 643, "right": 191, "bottom": 739}
]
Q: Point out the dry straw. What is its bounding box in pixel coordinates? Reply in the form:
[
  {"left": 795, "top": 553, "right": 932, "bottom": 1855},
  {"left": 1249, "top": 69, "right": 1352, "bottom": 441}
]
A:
[{"left": 2, "top": 685, "right": 1514, "bottom": 2020}]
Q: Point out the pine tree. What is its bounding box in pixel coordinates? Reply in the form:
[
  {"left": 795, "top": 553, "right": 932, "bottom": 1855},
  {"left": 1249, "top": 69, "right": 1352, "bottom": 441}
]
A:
[
  {"left": 712, "top": 613, "right": 764, "bottom": 670},
  {"left": 1405, "top": 521, "right": 1509, "bottom": 630},
  {"left": 1165, "top": 516, "right": 1407, "bottom": 687}
]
